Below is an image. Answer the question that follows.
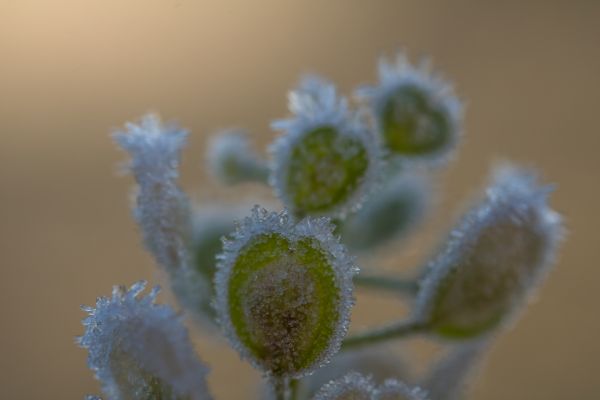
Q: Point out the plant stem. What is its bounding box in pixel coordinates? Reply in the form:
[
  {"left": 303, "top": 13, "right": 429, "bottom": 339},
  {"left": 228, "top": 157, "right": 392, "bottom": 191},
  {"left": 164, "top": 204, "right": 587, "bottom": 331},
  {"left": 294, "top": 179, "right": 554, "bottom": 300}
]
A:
[
  {"left": 342, "top": 320, "right": 427, "bottom": 351},
  {"left": 272, "top": 376, "right": 288, "bottom": 400},
  {"left": 289, "top": 378, "right": 299, "bottom": 400},
  {"left": 354, "top": 274, "right": 419, "bottom": 295}
]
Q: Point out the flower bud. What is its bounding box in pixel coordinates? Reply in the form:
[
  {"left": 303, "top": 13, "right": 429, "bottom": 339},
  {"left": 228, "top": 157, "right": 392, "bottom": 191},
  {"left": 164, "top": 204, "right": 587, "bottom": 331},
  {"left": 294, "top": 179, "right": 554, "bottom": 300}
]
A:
[
  {"left": 271, "top": 76, "right": 381, "bottom": 218},
  {"left": 79, "top": 281, "right": 212, "bottom": 400},
  {"left": 357, "top": 53, "right": 462, "bottom": 164},
  {"left": 215, "top": 206, "right": 358, "bottom": 377},
  {"left": 207, "top": 130, "right": 269, "bottom": 185},
  {"left": 342, "top": 174, "right": 430, "bottom": 250},
  {"left": 414, "top": 165, "right": 563, "bottom": 338}
]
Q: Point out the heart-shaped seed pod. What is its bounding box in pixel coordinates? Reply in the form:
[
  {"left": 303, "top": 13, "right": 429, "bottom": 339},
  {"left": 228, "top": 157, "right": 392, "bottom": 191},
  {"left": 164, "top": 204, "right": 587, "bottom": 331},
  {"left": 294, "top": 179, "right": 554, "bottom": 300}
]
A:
[
  {"left": 79, "top": 281, "right": 212, "bottom": 400},
  {"left": 414, "top": 165, "right": 563, "bottom": 338},
  {"left": 270, "top": 76, "right": 381, "bottom": 218},
  {"left": 215, "top": 206, "right": 358, "bottom": 378},
  {"left": 357, "top": 52, "right": 462, "bottom": 165}
]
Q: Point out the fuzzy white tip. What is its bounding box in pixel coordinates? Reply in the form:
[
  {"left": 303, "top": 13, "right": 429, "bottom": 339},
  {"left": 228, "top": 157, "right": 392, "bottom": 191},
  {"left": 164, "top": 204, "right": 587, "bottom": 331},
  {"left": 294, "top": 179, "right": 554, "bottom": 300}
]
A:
[
  {"left": 113, "top": 113, "right": 192, "bottom": 273},
  {"left": 78, "top": 281, "right": 212, "bottom": 400},
  {"left": 313, "top": 372, "right": 376, "bottom": 400},
  {"left": 270, "top": 75, "right": 382, "bottom": 218}
]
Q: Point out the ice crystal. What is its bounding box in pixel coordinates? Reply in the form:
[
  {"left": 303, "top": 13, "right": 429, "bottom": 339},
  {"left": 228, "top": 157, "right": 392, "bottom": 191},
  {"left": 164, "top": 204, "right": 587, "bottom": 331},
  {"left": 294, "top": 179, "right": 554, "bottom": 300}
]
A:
[
  {"left": 78, "top": 281, "right": 211, "bottom": 400},
  {"left": 207, "top": 130, "right": 269, "bottom": 184},
  {"left": 214, "top": 206, "right": 358, "bottom": 377},
  {"left": 270, "top": 76, "right": 381, "bottom": 218},
  {"left": 357, "top": 52, "right": 462, "bottom": 164},
  {"left": 313, "top": 372, "right": 376, "bottom": 400},
  {"left": 413, "top": 164, "right": 563, "bottom": 338}
]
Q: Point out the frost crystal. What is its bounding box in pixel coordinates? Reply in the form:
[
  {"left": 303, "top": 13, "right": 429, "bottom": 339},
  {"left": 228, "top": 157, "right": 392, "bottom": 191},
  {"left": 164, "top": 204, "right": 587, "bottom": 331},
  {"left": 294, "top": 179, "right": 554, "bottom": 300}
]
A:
[
  {"left": 113, "top": 113, "right": 192, "bottom": 273},
  {"left": 313, "top": 372, "right": 376, "bottom": 400},
  {"left": 78, "top": 281, "right": 212, "bottom": 400},
  {"left": 215, "top": 206, "right": 358, "bottom": 377},
  {"left": 342, "top": 173, "right": 430, "bottom": 250},
  {"left": 357, "top": 52, "right": 462, "bottom": 164},
  {"left": 414, "top": 164, "right": 564, "bottom": 338},
  {"left": 270, "top": 76, "right": 381, "bottom": 218},
  {"left": 207, "top": 130, "right": 269, "bottom": 184},
  {"left": 375, "top": 380, "right": 428, "bottom": 400}
]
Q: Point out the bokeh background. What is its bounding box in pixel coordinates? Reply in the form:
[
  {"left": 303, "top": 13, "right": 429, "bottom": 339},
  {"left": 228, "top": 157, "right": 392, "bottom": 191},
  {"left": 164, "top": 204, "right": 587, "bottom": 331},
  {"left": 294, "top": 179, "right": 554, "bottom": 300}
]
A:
[{"left": 1, "top": 1, "right": 599, "bottom": 399}]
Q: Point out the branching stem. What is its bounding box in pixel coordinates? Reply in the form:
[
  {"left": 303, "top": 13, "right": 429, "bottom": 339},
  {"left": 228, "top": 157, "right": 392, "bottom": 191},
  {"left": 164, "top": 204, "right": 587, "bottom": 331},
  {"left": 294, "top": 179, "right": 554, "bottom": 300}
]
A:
[
  {"left": 354, "top": 274, "right": 419, "bottom": 295},
  {"left": 342, "top": 319, "right": 428, "bottom": 350}
]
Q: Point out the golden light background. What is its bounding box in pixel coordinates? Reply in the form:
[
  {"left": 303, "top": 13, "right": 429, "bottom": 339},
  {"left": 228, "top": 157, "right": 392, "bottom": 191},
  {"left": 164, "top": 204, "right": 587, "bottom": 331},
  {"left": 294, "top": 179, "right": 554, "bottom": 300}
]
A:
[{"left": 1, "top": 1, "right": 599, "bottom": 399}]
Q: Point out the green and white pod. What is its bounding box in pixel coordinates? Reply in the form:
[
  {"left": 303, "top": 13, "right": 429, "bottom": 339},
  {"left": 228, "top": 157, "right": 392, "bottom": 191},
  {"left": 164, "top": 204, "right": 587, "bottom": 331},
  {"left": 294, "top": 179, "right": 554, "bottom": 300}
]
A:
[
  {"left": 214, "top": 206, "right": 358, "bottom": 378},
  {"left": 270, "top": 76, "right": 381, "bottom": 218}
]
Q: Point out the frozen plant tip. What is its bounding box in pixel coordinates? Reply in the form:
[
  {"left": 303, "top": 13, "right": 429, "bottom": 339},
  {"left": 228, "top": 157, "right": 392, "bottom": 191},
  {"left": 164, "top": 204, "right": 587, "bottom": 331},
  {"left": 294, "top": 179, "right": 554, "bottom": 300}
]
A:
[
  {"left": 375, "top": 380, "right": 428, "bottom": 400},
  {"left": 414, "top": 164, "right": 563, "bottom": 338},
  {"left": 271, "top": 76, "right": 380, "bottom": 218},
  {"left": 357, "top": 52, "right": 462, "bottom": 163},
  {"left": 113, "top": 113, "right": 191, "bottom": 273},
  {"left": 207, "top": 130, "right": 269, "bottom": 185},
  {"left": 78, "top": 281, "right": 211, "bottom": 400},
  {"left": 313, "top": 373, "right": 426, "bottom": 400},
  {"left": 215, "top": 206, "right": 358, "bottom": 378}
]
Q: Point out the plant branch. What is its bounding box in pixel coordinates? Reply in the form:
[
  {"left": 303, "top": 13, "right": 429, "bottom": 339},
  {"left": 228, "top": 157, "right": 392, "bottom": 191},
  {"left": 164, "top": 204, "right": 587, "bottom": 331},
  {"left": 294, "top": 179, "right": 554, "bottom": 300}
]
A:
[
  {"left": 354, "top": 274, "right": 419, "bottom": 295},
  {"left": 342, "top": 319, "right": 428, "bottom": 351}
]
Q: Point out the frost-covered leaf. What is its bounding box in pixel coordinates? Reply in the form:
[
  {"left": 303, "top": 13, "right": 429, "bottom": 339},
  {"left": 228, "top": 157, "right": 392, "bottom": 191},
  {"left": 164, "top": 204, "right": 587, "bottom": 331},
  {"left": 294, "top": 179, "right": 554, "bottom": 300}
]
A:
[
  {"left": 271, "top": 76, "right": 381, "bottom": 218},
  {"left": 78, "top": 281, "right": 211, "bottom": 400},
  {"left": 215, "top": 206, "right": 358, "bottom": 377}
]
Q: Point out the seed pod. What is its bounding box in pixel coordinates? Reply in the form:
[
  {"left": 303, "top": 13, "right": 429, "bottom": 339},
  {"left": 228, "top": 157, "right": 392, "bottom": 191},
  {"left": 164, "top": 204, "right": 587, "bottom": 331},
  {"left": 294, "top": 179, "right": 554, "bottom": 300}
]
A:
[
  {"left": 313, "top": 372, "right": 376, "bottom": 400},
  {"left": 271, "top": 76, "right": 381, "bottom": 218},
  {"left": 206, "top": 130, "right": 269, "bottom": 185},
  {"left": 414, "top": 165, "right": 563, "bottom": 338},
  {"left": 78, "top": 281, "right": 212, "bottom": 400},
  {"left": 357, "top": 53, "right": 462, "bottom": 164},
  {"left": 215, "top": 206, "right": 358, "bottom": 378}
]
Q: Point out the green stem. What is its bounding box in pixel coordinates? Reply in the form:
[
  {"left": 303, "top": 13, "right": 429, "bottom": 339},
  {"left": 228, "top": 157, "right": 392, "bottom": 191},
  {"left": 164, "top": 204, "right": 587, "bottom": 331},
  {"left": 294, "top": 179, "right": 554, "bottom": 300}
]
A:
[
  {"left": 354, "top": 274, "right": 419, "bottom": 295},
  {"left": 289, "top": 378, "right": 299, "bottom": 400},
  {"left": 342, "top": 319, "right": 427, "bottom": 351},
  {"left": 272, "top": 377, "right": 288, "bottom": 400}
]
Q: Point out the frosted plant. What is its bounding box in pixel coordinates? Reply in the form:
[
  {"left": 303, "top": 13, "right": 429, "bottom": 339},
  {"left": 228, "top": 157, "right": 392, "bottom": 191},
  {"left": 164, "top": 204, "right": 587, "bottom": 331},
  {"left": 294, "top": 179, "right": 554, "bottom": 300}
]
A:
[
  {"left": 78, "top": 281, "right": 211, "bottom": 400},
  {"left": 78, "top": 50, "right": 565, "bottom": 400}
]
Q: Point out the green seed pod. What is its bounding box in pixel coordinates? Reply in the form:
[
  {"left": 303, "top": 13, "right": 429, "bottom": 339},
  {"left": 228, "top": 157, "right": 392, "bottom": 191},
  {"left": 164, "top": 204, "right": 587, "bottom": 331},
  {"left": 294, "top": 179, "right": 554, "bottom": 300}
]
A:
[
  {"left": 414, "top": 165, "right": 563, "bottom": 338},
  {"left": 271, "top": 76, "right": 381, "bottom": 218},
  {"left": 357, "top": 53, "right": 462, "bottom": 164},
  {"left": 214, "top": 207, "right": 358, "bottom": 378}
]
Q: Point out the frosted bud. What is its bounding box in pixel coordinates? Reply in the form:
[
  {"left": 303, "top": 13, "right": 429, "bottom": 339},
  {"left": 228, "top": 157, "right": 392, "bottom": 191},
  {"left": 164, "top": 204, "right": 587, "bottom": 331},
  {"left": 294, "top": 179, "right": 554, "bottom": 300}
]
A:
[
  {"left": 357, "top": 52, "right": 462, "bottom": 163},
  {"left": 206, "top": 130, "right": 269, "bottom": 185},
  {"left": 78, "top": 281, "right": 212, "bottom": 400},
  {"left": 113, "top": 113, "right": 192, "bottom": 273},
  {"left": 215, "top": 206, "right": 358, "bottom": 377},
  {"left": 414, "top": 165, "right": 563, "bottom": 338},
  {"left": 270, "top": 76, "right": 381, "bottom": 218},
  {"left": 342, "top": 174, "right": 430, "bottom": 250},
  {"left": 313, "top": 372, "right": 376, "bottom": 400},
  {"left": 374, "top": 380, "right": 428, "bottom": 400},
  {"left": 301, "top": 346, "right": 409, "bottom": 399}
]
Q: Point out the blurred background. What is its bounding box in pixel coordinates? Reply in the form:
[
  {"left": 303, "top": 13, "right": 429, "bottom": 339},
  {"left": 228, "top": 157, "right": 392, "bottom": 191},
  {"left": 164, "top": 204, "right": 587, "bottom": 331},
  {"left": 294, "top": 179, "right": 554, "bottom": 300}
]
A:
[{"left": 1, "top": 1, "right": 599, "bottom": 399}]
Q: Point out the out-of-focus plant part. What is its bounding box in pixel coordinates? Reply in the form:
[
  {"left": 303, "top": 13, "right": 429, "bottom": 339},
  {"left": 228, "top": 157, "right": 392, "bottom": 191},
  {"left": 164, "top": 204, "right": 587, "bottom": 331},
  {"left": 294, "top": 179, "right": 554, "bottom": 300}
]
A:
[
  {"left": 214, "top": 206, "right": 358, "bottom": 379},
  {"left": 207, "top": 130, "right": 270, "bottom": 185},
  {"left": 79, "top": 48, "right": 565, "bottom": 400},
  {"left": 357, "top": 52, "right": 462, "bottom": 164},
  {"left": 414, "top": 165, "right": 563, "bottom": 338},
  {"left": 78, "top": 281, "right": 211, "bottom": 400},
  {"left": 270, "top": 76, "right": 381, "bottom": 218}
]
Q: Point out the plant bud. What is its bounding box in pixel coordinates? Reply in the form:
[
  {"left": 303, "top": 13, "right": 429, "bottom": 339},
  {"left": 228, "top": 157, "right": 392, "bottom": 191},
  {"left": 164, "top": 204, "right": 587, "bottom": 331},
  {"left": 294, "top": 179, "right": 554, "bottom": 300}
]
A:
[
  {"left": 357, "top": 53, "right": 462, "bottom": 164},
  {"left": 79, "top": 281, "right": 212, "bottom": 400},
  {"left": 215, "top": 206, "right": 358, "bottom": 377},
  {"left": 414, "top": 165, "right": 563, "bottom": 338},
  {"left": 271, "top": 76, "right": 381, "bottom": 218},
  {"left": 207, "top": 130, "right": 269, "bottom": 185}
]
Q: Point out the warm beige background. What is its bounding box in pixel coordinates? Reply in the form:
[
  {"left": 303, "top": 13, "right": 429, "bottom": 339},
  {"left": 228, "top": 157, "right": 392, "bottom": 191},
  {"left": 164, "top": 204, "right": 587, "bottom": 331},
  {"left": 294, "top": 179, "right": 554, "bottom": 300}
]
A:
[{"left": 1, "top": 1, "right": 599, "bottom": 399}]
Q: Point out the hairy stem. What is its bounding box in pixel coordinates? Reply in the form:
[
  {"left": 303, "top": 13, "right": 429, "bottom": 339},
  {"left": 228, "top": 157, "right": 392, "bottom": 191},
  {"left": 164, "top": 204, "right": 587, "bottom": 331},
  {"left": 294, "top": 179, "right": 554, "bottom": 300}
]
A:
[{"left": 342, "top": 320, "right": 428, "bottom": 350}]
